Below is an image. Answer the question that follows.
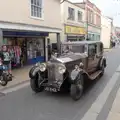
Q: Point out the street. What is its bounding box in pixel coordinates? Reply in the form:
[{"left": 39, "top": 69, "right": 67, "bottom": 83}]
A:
[{"left": 0, "top": 47, "right": 120, "bottom": 120}]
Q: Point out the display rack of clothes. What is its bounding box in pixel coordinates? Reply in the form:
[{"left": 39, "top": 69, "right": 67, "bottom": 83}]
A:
[{"left": 7, "top": 45, "right": 22, "bottom": 68}]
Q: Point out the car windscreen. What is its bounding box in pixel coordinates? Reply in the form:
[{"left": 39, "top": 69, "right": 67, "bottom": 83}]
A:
[{"left": 61, "top": 44, "right": 85, "bottom": 53}]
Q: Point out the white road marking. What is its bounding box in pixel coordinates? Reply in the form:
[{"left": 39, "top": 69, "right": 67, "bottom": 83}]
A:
[
  {"left": 1, "top": 82, "right": 30, "bottom": 94},
  {"left": 79, "top": 65, "right": 120, "bottom": 120}
]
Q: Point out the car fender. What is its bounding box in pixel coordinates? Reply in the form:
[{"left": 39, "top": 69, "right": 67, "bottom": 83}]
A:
[
  {"left": 29, "top": 66, "right": 40, "bottom": 79},
  {"left": 70, "top": 69, "right": 83, "bottom": 84},
  {"left": 100, "top": 57, "right": 107, "bottom": 68}
]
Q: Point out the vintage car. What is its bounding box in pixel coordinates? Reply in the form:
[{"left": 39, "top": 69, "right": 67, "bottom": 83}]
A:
[{"left": 29, "top": 41, "right": 106, "bottom": 100}]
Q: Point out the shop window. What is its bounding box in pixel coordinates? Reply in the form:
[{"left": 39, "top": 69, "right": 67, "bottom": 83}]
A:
[
  {"left": 3, "top": 38, "right": 8, "bottom": 44},
  {"left": 96, "top": 35, "right": 100, "bottom": 41},
  {"left": 78, "top": 11, "right": 83, "bottom": 22},
  {"left": 68, "top": 7, "right": 75, "bottom": 21},
  {"left": 31, "top": 0, "right": 43, "bottom": 18},
  {"left": 98, "top": 35, "right": 100, "bottom": 41},
  {"left": 27, "top": 38, "right": 44, "bottom": 59}
]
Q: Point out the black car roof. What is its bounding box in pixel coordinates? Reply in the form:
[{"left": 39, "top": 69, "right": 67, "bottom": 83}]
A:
[{"left": 62, "top": 41, "right": 102, "bottom": 45}]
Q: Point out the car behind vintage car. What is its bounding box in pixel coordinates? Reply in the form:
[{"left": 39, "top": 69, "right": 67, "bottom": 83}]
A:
[{"left": 29, "top": 41, "right": 106, "bottom": 100}]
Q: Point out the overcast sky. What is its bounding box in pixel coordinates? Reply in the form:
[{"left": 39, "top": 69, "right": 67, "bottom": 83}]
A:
[{"left": 69, "top": 0, "right": 120, "bottom": 26}]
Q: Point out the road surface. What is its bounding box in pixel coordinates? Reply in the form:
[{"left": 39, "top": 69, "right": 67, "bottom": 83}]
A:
[{"left": 0, "top": 47, "right": 120, "bottom": 120}]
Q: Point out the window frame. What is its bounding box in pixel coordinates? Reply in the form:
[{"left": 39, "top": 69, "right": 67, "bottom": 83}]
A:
[
  {"left": 30, "top": 0, "right": 44, "bottom": 20},
  {"left": 78, "top": 11, "right": 83, "bottom": 22},
  {"left": 68, "top": 7, "right": 75, "bottom": 21}
]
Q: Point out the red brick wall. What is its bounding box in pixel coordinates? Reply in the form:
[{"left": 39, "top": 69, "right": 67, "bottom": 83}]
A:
[
  {"left": 85, "top": 0, "right": 101, "bottom": 27},
  {"left": 86, "top": 8, "right": 101, "bottom": 27},
  {"left": 96, "top": 14, "right": 101, "bottom": 27},
  {"left": 86, "top": 7, "right": 94, "bottom": 24}
]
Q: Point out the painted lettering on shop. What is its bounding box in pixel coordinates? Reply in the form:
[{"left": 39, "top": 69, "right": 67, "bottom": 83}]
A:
[{"left": 65, "top": 25, "right": 86, "bottom": 34}]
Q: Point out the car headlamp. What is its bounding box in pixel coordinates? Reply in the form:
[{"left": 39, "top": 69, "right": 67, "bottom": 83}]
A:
[
  {"left": 58, "top": 64, "right": 66, "bottom": 74},
  {"left": 39, "top": 63, "right": 46, "bottom": 72}
]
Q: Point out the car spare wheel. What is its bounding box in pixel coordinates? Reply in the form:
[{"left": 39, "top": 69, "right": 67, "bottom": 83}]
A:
[
  {"left": 30, "top": 78, "right": 44, "bottom": 93},
  {"left": 70, "top": 75, "right": 84, "bottom": 101}
]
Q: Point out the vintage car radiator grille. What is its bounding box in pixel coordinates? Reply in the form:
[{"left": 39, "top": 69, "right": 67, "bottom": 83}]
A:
[
  {"left": 47, "top": 63, "right": 63, "bottom": 84},
  {"left": 48, "top": 63, "right": 56, "bottom": 83}
]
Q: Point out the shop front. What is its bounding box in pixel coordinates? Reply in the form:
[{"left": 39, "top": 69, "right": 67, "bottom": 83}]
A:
[
  {"left": 2, "top": 30, "right": 48, "bottom": 68},
  {"left": 88, "top": 25, "right": 101, "bottom": 41},
  {"left": 64, "top": 25, "right": 86, "bottom": 41}
]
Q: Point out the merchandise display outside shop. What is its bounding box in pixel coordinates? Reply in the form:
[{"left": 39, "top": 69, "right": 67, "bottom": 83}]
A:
[{"left": 3, "top": 37, "right": 45, "bottom": 69}]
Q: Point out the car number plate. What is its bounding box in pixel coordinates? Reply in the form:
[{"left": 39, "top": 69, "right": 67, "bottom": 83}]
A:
[{"left": 45, "top": 87, "right": 57, "bottom": 92}]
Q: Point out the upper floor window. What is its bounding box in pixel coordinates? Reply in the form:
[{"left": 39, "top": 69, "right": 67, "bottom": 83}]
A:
[
  {"left": 90, "top": 11, "right": 94, "bottom": 24},
  {"left": 87, "top": 9, "right": 94, "bottom": 24},
  {"left": 68, "top": 7, "right": 75, "bottom": 21},
  {"left": 78, "top": 11, "right": 83, "bottom": 22},
  {"left": 96, "top": 14, "right": 101, "bottom": 27},
  {"left": 31, "top": 0, "right": 42, "bottom": 18}
]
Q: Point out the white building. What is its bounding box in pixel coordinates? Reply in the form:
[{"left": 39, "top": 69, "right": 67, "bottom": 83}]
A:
[
  {"left": 49, "top": 0, "right": 86, "bottom": 43},
  {"left": 101, "top": 16, "right": 113, "bottom": 48},
  {"left": 0, "top": 0, "right": 62, "bottom": 64}
]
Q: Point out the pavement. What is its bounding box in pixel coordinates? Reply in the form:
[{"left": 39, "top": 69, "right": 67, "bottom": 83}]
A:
[
  {"left": 0, "top": 65, "right": 31, "bottom": 91},
  {"left": 0, "top": 47, "right": 119, "bottom": 120},
  {"left": 106, "top": 87, "right": 120, "bottom": 120}
]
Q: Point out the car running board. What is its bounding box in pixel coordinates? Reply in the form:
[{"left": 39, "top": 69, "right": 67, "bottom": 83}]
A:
[{"left": 89, "top": 70, "right": 102, "bottom": 80}]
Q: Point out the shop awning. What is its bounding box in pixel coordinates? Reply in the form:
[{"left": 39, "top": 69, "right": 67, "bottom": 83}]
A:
[{"left": 3, "top": 30, "right": 49, "bottom": 37}]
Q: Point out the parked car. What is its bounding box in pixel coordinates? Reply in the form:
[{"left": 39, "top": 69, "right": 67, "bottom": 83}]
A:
[{"left": 29, "top": 41, "right": 106, "bottom": 101}]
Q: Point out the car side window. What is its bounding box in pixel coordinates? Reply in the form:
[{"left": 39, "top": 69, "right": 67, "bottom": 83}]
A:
[
  {"left": 100, "top": 43, "right": 103, "bottom": 52},
  {"left": 88, "top": 44, "right": 97, "bottom": 56}
]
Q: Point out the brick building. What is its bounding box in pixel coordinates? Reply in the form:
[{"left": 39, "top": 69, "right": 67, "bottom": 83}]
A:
[{"left": 74, "top": 0, "right": 101, "bottom": 41}]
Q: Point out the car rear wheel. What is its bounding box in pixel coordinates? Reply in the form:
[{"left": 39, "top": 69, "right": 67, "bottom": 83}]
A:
[
  {"left": 70, "top": 75, "right": 84, "bottom": 101},
  {"left": 100, "top": 63, "right": 105, "bottom": 76}
]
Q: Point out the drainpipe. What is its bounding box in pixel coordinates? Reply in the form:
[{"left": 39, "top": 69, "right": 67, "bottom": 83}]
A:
[
  {"left": 57, "top": 33, "right": 61, "bottom": 55},
  {"left": 84, "top": 0, "right": 88, "bottom": 41}
]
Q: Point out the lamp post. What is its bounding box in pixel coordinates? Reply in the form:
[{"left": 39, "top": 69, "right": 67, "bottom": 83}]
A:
[
  {"left": 86, "top": 9, "right": 88, "bottom": 40},
  {"left": 84, "top": 0, "right": 88, "bottom": 41}
]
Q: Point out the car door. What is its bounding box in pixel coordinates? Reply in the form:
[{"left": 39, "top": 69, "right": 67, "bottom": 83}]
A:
[{"left": 87, "top": 44, "right": 98, "bottom": 73}]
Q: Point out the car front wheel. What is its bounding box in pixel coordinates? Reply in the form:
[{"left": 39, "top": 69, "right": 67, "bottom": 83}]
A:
[
  {"left": 30, "top": 78, "right": 44, "bottom": 93},
  {"left": 70, "top": 75, "right": 84, "bottom": 101}
]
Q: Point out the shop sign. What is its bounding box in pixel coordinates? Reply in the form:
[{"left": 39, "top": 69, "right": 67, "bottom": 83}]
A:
[
  {"left": 65, "top": 25, "right": 86, "bottom": 35},
  {"left": 3, "top": 31, "right": 49, "bottom": 37}
]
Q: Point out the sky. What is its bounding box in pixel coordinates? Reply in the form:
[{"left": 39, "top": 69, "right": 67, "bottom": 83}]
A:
[{"left": 69, "top": 0, "right": 120, "bottom": 26}]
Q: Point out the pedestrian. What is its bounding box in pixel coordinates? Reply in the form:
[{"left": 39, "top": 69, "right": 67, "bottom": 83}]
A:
[{"left": 1, "top": 45, "right": 12, "bottom": 75}]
